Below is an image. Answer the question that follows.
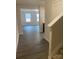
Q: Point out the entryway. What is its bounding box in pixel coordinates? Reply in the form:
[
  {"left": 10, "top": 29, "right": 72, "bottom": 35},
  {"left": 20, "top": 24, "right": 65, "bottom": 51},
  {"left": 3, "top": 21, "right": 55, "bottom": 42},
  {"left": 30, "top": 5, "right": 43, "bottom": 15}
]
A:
[
  {"left": 16, "top": 8, "right": 48, "bottom": 59},
  {"left": 16, "top": 25, "right": 49, "bottom": 59}
]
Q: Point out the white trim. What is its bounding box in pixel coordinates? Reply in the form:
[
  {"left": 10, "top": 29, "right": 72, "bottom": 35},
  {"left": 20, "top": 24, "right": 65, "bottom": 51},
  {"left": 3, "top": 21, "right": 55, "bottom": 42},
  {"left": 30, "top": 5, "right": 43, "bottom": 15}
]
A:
[
  {"left": 48, "top": 12, "right": 63, "bottom": 27},
  {"left": 16, "top": 34, "right": 19, "bottom": 51},
  {"left": 21, "top": 9, "right": 39, "bottom": 12}
]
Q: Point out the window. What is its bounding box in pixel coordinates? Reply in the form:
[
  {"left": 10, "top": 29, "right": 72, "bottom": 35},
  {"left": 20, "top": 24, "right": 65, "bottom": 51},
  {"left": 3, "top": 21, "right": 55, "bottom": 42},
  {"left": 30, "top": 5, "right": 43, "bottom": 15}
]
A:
[
  {"left": 25, "top": 13, "right": 31, "bottom": 22},
  {"left": 37, "top": 13, "right": 39, "bottom": 22}
]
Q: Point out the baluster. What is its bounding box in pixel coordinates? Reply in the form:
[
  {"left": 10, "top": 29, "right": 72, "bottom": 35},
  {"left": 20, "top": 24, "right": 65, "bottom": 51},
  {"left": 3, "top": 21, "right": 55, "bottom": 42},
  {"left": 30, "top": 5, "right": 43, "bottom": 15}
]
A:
[{"left": 48, "top": 27, "right": 53, "bottom": 59}]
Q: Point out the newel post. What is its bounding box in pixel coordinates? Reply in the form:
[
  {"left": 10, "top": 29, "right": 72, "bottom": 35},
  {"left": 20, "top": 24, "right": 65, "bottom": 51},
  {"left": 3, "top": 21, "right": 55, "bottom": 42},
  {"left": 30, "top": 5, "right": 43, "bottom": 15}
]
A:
[{"left": 48, "top": 27, "right": 53, "bottom": 59}]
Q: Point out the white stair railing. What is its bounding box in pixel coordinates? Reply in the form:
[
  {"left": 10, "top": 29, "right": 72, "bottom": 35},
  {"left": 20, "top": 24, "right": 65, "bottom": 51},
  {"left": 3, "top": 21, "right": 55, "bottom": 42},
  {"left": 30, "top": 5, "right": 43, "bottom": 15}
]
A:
[
  {"left": 48, "top": 12, "right": 63, "bottom": 59},
  {"left": 48, "top": 12, "right": 63, "bottom": 27}
]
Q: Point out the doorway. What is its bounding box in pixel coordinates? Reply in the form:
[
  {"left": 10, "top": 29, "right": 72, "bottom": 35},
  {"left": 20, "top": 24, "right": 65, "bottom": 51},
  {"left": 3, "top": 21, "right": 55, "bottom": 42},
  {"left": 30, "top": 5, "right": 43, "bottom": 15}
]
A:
[{"left": 20, "top": 9, "right": 40, "bottom": 26}]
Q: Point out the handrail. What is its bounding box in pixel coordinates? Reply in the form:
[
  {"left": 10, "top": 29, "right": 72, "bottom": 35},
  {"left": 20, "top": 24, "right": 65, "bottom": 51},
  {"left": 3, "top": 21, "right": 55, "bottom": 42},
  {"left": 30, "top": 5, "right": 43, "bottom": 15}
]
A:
[
  {"left": 48, "top": 12, "right": 63, "bottom": 59},
  {"left": 48, "top": 12, "right": 63, "bottom": 27}
]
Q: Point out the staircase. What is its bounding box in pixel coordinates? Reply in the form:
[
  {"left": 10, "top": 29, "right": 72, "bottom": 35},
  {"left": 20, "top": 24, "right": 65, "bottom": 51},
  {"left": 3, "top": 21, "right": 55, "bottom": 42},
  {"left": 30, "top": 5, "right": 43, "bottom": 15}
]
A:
[{"left": 47, "top": 13, "right": 63, "bottom": 59}]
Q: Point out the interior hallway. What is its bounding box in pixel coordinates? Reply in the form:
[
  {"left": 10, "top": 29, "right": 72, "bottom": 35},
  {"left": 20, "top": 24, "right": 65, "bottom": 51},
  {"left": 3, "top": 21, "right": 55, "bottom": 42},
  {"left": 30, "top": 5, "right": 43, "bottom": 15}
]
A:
[{"left": 16, "top": 26, "right": 49, "bottom": 59}]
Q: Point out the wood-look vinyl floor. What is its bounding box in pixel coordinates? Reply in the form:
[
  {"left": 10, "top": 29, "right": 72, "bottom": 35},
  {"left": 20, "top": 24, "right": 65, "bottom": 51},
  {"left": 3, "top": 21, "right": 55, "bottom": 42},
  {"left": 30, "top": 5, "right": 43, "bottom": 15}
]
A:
[{"left": 16, "top": 26, "right": 49, "bottom": 59}]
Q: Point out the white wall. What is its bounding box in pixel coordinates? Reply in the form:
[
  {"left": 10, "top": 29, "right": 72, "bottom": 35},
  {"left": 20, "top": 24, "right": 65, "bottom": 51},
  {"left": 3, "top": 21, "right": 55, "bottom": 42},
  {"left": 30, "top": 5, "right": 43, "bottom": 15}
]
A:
[
  {"left": 39, "top": 6, "right": 45, "bottom": 32},
  {"left": 45, "top": 0, "right": 63, "bottom": 41},
  {"left": 16, "top": 7, "right": 23, "bottom": 35}
]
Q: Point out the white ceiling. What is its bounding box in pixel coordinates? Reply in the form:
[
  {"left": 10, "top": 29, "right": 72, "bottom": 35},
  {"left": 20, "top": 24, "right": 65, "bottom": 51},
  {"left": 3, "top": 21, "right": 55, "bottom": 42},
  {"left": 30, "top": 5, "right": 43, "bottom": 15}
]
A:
[{"left": 16, "top": 0, "right": 46, "bottom": 6}]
